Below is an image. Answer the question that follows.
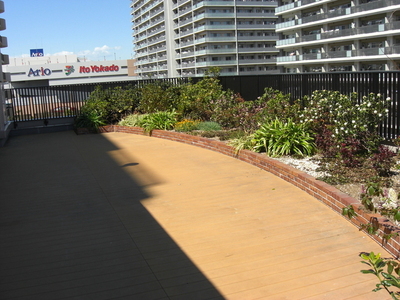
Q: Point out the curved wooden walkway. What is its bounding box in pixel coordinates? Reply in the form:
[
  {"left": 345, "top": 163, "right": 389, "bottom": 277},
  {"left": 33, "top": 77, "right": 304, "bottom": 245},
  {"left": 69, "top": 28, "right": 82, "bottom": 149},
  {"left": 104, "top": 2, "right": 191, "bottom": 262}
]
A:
[{"left": 0, "top": 131, "right": 393, "bottom": 299}]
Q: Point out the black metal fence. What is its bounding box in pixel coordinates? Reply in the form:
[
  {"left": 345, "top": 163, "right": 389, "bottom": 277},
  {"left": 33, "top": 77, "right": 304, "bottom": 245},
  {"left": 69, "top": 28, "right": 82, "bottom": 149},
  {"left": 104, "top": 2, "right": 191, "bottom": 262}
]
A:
[{"left": 6, "top": 71, "right": 400, "bottom": 139}]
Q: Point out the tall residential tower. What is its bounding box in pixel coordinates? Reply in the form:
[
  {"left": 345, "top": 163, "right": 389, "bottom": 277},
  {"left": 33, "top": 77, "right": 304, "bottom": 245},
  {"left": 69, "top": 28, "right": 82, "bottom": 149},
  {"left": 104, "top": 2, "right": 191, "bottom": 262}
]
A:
[{"left": 131, "top": 0, "right": 279, "bottom": 78}]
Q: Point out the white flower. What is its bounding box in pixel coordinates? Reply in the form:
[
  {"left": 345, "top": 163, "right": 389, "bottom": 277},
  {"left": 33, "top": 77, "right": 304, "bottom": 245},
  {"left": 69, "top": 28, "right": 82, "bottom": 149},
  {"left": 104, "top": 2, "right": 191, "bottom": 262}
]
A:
[
  {"left": 379, "top": 113, "right": 382, "bottom": 117},
  {"left": 352, "top": 120, "right": 356, "bottom": 123},
  {"left": 374, "top": 110, "right": 377, "bottom": 114},
  {"left": 388, "top": 188, "right": 398, "bottom": 202},
  {"left": 387, "top": 97, "right": 391, "bottom": 101}
]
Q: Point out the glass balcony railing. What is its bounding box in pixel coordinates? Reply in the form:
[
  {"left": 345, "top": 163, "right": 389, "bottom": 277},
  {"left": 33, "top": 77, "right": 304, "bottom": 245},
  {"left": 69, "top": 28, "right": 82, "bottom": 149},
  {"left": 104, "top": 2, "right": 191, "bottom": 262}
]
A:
[
  {"left": 276, "top": 0, "right": 400, "bottom": 25},
  {"left": 277, "top": 46, "right": 400, "bottom": 62},
  {"left": 277, "top": 22, "right": 400, "bottom": 46}
]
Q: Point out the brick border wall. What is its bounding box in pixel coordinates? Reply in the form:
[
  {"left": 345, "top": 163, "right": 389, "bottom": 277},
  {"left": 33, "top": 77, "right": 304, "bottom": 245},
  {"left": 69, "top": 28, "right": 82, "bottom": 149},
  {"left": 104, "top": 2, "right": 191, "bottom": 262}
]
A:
[{"left": 99, "top": 125, "right": 400, "bottom": 257}]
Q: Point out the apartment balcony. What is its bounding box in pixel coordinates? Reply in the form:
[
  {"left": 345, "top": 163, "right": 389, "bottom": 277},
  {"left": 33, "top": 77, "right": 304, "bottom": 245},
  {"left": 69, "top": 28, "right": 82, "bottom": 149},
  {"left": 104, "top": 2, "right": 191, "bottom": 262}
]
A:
[
  {"left": 193, "top": 12, "right": 235, "bottom": 21},
  {"left": 1, "top": 53, "right": 9, "bottom": 65},
  {"left": 146, "top": 26, "right": 165, "bottom": 38},
  {"left": 0, "top": 1, "right": 4, "bottom": 14},
  {"left": 276, "top": 0, "right": 400, "bottom": 28},
  {"left": 238, "top": 47, "right": 277, "bottom": 53},
  {"left": 235, "top": 0, "right": 277, "bottom": 6},
  {"left": 147, "top": 36, "right": 166, "bottom": 46},
  {"left": 148, "top": 45, "right": 167, "bottom": 54},
  {"left": 150, "top": 8, "right": 163, "bottom": 17},
  {"left": 277, "top": 21, "right": 400, "bottom": 47},
  {"left": 195, "top": 48, "right": 237, "bottom": 55},
  {"left": 180, "top": 51, "right": 195, "bottom": 57},
  {"left": 179, "top": 62, "right": 196, "bottom": 68},
  {"left": 0, "top": 18, "right": 5, "bottom": 32},
  {"left": 236, "top": 12, "right": 275, "bottom": 17},
  {"left": 179, "top": 17, "right": 193, "bottom": 26},
  {"left": 1, "top": 36, "right": 11, "bottom": 48},
  {"left": 237, "top": 24, "right": 276, "bottom": 29},
  {"left": 237, "top": 35, "right": 278, "bottom": 41},
  {"left": 277, "top": 46, "right": 400, "bottom": 62},
  {"left": 275, "top": 1, "right": 300, "bottom": 13},
  {"left": 176, "top": 30, "right": 193, "bottom": 39},
  {"left": 196, "top": 60, "right": 238, "bottom": 66},
  {"left": 195, "top": 36, "right": 237, "bottom": 44},
  {"left": 239, "top": 58, "right": 277, "bottom": 64},
  {"left": 193, "top": 0, "right": 233, "bottom": 9},
  {"left": 178, "top": 6, "right": 192, "bottom": 16},
  {"left": 175, "top": 0, "right": 191, "bottom": 8},
  {"left": 179, "top": 39, "right": 194, "bottom": 47},
  {"left": 194, "top": 24, "right": 236, "bottom": 32}
]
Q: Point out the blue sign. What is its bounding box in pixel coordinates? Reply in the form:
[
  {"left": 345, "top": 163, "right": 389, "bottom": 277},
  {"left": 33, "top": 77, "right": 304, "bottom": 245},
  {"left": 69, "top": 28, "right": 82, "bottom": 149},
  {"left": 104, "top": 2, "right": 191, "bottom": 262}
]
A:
[{"left": 30, "top": 49, "right": 44, "bottom": 57}]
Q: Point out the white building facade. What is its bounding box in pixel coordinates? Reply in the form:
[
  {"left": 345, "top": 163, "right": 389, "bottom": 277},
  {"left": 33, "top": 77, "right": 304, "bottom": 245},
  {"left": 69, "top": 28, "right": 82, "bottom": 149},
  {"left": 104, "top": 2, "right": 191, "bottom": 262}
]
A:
[
  {"left": 275, "top": 0, "right": 400, "bottom": 73},
  {"left": 131, "top": 0, "right": 280, "bottom": 78}
]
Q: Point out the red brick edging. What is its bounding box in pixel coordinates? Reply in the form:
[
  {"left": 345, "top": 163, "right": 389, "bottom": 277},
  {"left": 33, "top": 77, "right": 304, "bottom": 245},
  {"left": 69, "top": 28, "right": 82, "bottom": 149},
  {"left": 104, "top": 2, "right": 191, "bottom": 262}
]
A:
[{"left": 100, "top": 125, "right": 400, "bottom": 257}]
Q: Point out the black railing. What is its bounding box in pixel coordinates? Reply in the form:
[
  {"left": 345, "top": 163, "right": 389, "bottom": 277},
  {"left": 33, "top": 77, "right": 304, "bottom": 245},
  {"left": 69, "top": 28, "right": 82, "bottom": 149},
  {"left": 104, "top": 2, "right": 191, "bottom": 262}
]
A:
[{"left": 6, "top": 72, "right": 400, "bottom": 139}]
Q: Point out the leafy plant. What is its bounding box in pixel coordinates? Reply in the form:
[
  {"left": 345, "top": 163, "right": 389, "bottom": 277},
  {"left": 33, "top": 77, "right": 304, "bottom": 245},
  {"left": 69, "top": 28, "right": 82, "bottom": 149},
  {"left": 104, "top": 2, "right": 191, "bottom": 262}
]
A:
[
  {"left": 74, "top": 111, "right": 106, "bottom": 132},
  {"left": 118, "top": 114, "right": 148, "bottom": 127},
  {"left": 137, "top": 81, "right": 182, "bottom": 114},
  {"left": 342, "top": 205, "right": 357, "bottom": 219},
  {"left": 138, "top": 110, "right": 178, "bottom": 133},
  {"left": 370, "top": 145, "right": 397, "bottom": 176},
  {"left": 80, "top": 85, "right": 139, "bottom": 124},
  {"left": 252, "top": 118, "right": 316, "bottom": 157},
  {"left": 176, "top": 70, "right": 226, "bottom": 120},
  {"left": 228, "top": 135, "right": 255, "bottom": 154},
  {"left": 360, "top": 252, "right": 400, "bottom": 299}
]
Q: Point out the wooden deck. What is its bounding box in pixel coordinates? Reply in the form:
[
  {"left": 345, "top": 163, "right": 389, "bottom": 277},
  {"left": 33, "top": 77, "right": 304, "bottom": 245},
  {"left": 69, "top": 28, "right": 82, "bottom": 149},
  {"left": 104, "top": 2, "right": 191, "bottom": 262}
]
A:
[{"left": 0, "top": 131, "right": 393, "bottom": 299}]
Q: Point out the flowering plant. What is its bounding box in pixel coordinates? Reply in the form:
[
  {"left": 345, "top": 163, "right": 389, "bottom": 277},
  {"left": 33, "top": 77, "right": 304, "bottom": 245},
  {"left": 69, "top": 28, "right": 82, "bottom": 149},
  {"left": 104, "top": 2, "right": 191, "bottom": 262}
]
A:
[{"left": 299, "top": 90, "right": 390, "bottom": 143}]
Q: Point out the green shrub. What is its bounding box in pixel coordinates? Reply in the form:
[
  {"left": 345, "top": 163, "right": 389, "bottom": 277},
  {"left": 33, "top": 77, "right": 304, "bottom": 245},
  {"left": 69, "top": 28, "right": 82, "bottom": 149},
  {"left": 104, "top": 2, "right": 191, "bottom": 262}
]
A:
[
  {"left": 177, "top": 70, "right": 225, "bottom": 120},
  {"left": 256, "top": 87, "right": 300, "bottom": 124},
  {"left": 252, "top": 118, "right": 316, "bottom": 157},
  {"left": 80, "top": 85, "right": 139, "bottom": 124},
  {"left": 137, "top": 81, "right": 182, "bottom": 114},
  {"left": 74, "top": 111, "right": 106, "bottom": 132},
  {"left": 196, "top": 121, "right": 222, "bottom": 131}
]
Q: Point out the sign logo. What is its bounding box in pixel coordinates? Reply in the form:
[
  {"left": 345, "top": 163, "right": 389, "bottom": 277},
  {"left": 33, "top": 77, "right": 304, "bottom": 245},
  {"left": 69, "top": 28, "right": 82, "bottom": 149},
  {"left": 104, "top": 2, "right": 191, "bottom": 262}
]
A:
[
  {"left": 28, "top": 67, "right": 51, "bottom": 77},
  {"left": 79, "top": 64, "right": 120, "bottom": 73},
  {"left": 64, "top": 65, "right": 75, "bottom": 76},
  {"left": 30, "top": 49, "right": 44, "bottom": 57}
]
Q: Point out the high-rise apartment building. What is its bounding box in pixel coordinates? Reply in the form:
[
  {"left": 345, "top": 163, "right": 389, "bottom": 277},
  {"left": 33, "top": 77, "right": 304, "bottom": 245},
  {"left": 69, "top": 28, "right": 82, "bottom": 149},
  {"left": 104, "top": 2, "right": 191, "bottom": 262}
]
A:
[
  {"left": 275, "top": 0, "right": 400, "bottom": 73},
  {"left": 131, "top": 0, "right": 279, "bottom": 78}
]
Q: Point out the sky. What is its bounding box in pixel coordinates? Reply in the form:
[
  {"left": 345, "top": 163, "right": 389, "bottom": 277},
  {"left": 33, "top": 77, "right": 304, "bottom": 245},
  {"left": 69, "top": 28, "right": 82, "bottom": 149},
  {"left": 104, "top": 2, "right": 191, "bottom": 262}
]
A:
[{"left": 3, "top": 0, "right": 134, "bottom": 61}]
